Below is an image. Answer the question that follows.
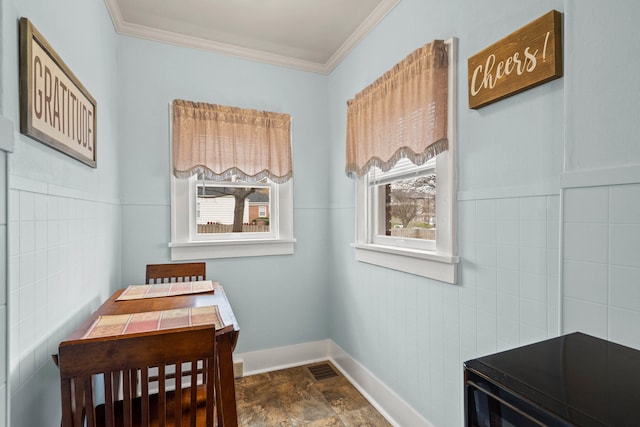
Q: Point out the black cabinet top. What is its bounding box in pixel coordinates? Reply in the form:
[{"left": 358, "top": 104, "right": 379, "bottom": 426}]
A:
[{"left": 464, "top": 333, "right": 640, "bottom": 427}]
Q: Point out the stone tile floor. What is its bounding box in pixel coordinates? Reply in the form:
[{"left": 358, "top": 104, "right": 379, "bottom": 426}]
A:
[{"left": 235, "top": 362, "right": 392, "bottom": 426}]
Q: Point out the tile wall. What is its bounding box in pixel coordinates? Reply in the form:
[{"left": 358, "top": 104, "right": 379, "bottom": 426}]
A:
[
  {"left": 458, "top": 194, "right": 560, "bottom": 360},
  {"left": 0, "top": 153, "right": 6, "bottom": 427},
  {"left": 563, "top": 184, "right": 640, "bottom": 349},
  {"left": 7, "top": 178, "right": 120, "bottom": 427},
  {"left": 332, "top": 194, "right": 561, "bottom": 427}
]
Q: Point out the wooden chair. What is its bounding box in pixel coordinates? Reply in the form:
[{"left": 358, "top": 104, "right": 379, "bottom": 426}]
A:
[
  {"left": 58, "top": 326, "right": 217, "bottom": 427},
  {"left": 146, "top": 262, "right": 206, "bottom": 284}
]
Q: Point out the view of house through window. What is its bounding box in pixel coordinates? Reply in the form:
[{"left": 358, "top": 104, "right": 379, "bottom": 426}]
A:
[{"left": 196, "top": 179, "right": 272, "bottom": 235}]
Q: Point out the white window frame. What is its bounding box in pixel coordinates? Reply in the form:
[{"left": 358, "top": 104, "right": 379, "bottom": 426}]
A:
[
  {"left": 369, "top": 157, "right": 437, "bottom": 252},
  {"left": 353, "top": 37, "right": 458, "bottom": 284},
  {"left": 169, "top": 110, "right": 295, "bottom": 260},
  {"left": 170, "top": 176, "right": 294, "bottom": 260}
]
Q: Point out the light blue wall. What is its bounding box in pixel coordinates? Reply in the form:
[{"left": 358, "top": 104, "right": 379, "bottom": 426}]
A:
[
  {"left": 116, "top": 36, "right": 331, "bottom": 353},
  {"left": 565, "top": 1, "right": 640, "bottom": 172},
  {"left": 327, "top": 1, "right": 564, "bottom": 424},
  {"left": 559, "top": 0, "right": 640, "bottom": 351},
  {"left": 0, "top": 151, "right": 8, "bottom": 427},
  {"left": 2, "top": 0, "right": 120, "bottom": 198},
  {"left": 1, "top": 0, "right": 640, "bottom": 426},
  {"left": 1, "top": 0, "right": 121, "bottom": 426},
  {"left": 327, "top": 0, "right": 640, "bottom": 425}
]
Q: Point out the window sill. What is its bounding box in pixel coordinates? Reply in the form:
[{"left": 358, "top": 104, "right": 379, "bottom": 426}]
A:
[
  {"left": 169, "top": 238, "right": 295, "bottom": 260},
  {"left": 352, "top": 243, "right": 458, "bottom": 284}
]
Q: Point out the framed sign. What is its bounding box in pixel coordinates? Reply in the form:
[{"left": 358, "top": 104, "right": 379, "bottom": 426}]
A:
[
  {"left": 468, "top": 10, "right": 562, "bottom": 109},
  {"left": 19, "top": 17, "right": 97, "bottom": 167}
]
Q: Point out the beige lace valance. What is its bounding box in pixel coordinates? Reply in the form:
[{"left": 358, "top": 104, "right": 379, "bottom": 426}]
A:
[
  {"left": 345, "top": 40, "right": 449, "bottom": 177},
  {"left": 172, "top": 100, "right": 292, "bottom": 183}
]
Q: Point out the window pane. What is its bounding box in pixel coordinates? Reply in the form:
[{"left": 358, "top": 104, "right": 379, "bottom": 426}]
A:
[
  {"left": 381, "top": 173, "right": 436, "bottom": 240},
  {"left": 196, "top": 184, "right": 271, "bottom": 234}
]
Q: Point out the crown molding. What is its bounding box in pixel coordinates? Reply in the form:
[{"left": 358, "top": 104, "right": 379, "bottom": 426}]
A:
[
  {"left": 104, "top": 0, "right": 400, "bottom": 75},
  {"left": 104, "top": 0, "right": 123, "bottom": 31},
  {"left": 325, "top": 0, "right": 401, "bottom": 72},
  {"left": 119, "top": 20, "right": 327, "bottom": 73}
]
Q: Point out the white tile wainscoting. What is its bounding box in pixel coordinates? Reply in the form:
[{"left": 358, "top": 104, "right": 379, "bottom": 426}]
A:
[
  {"left": 562, "top": 183, "right": 640, "bottom": 349},
  {"left": 7, "top": 176, "right": 121, "bottom": 427}
]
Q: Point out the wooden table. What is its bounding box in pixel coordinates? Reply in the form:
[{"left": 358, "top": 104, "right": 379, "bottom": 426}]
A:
[{"left": 60, "top": 282, "right": 240, "bottom": 426}]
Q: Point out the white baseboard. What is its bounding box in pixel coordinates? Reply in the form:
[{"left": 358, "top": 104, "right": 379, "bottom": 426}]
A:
[
  {"left": 236, "top": 339, "right": 332, "bottom": 376},
  {"left": 234, "top": 340, "right": 433, "bottom": 427}
]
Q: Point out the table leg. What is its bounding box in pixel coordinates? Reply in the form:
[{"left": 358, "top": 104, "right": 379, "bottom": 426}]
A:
[{"left": 216, "top": 332, "right": 238, "bottom": 427}]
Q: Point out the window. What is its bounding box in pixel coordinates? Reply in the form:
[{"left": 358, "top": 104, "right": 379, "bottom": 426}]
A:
[
  {"left": 355, "top": 149, "right": 456, "bottom": 283},
  {"left": 348, "top": 39, "right": 458, "bottom": 283},
  {"left": 368, "top": 157, "right": 436, "bottom": 251},
  {"left": 169, "top": 100, "right": 294, "bottom": 260},
  {"left": 171, "top": 175, "right": 293, "bottom": 259},
  {"left": 194, "top": 179, "right": 273, "bottom": 238}
]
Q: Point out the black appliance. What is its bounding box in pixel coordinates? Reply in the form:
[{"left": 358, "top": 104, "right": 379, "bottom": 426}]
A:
[{"left": 464, "top": 332, "right": 640, "bottom": 426}]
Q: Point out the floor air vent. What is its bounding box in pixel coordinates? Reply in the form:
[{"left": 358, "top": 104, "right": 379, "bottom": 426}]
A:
[{"left": 307, "top": 363, "right": 340, "bottom": 381}]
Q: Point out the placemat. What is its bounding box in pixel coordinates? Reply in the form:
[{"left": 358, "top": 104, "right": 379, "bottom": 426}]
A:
[
  {"left": 83, "top": 305, "right": 223, "bottom": 339},
  {"left": 116, "top": 280, "right": 214, "bottom": 300}
]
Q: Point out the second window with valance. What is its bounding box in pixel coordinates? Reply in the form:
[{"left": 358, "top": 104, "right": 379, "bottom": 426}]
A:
[{"left": 170, "top": 99, "right": 295, "bottom": 260}]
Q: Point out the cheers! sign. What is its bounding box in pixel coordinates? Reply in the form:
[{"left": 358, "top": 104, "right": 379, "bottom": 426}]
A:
[
  {"left": 19, "top": 18, "right": 97, "bottom": 167},
  {"left": 467, "top": 10, "right": 562, "bottom": 109}
]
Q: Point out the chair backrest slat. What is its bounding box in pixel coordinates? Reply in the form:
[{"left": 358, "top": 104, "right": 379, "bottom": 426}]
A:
[
  {"left": 103, "top": 375, "right": 113, "bottom": 427},
  {"left": 122, "top": 369, "right": 132, "bottom": 427},
  {"left": 158, "top": 364, "right": 166, "bottom": 427},
  {"left": 191, "top": 360, "right": 198, "bottom": 427},
  {"left": 141, "top": 368, "right": 149, "bottom": 427},
  {"left": 206, "top": 358, "right": 216, "bottom": 427},
  {"left": 174, "top": 363, "right": 183, "bottom": 427},
  {"left": 145, "top": 262, "right": 206, "bottom": 284}
]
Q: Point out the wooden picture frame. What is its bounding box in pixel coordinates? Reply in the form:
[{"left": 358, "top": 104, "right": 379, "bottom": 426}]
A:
[
  {"left": 467, "top": 10, "right": 563, "bottom": 109},
  {"left": 19, "top": 17, "right": 97, "bottom": 167}
]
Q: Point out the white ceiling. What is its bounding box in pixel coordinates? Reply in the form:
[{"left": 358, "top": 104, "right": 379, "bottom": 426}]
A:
[{"left": 104, "top": 0, "right": 400, "bottom": 74}]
